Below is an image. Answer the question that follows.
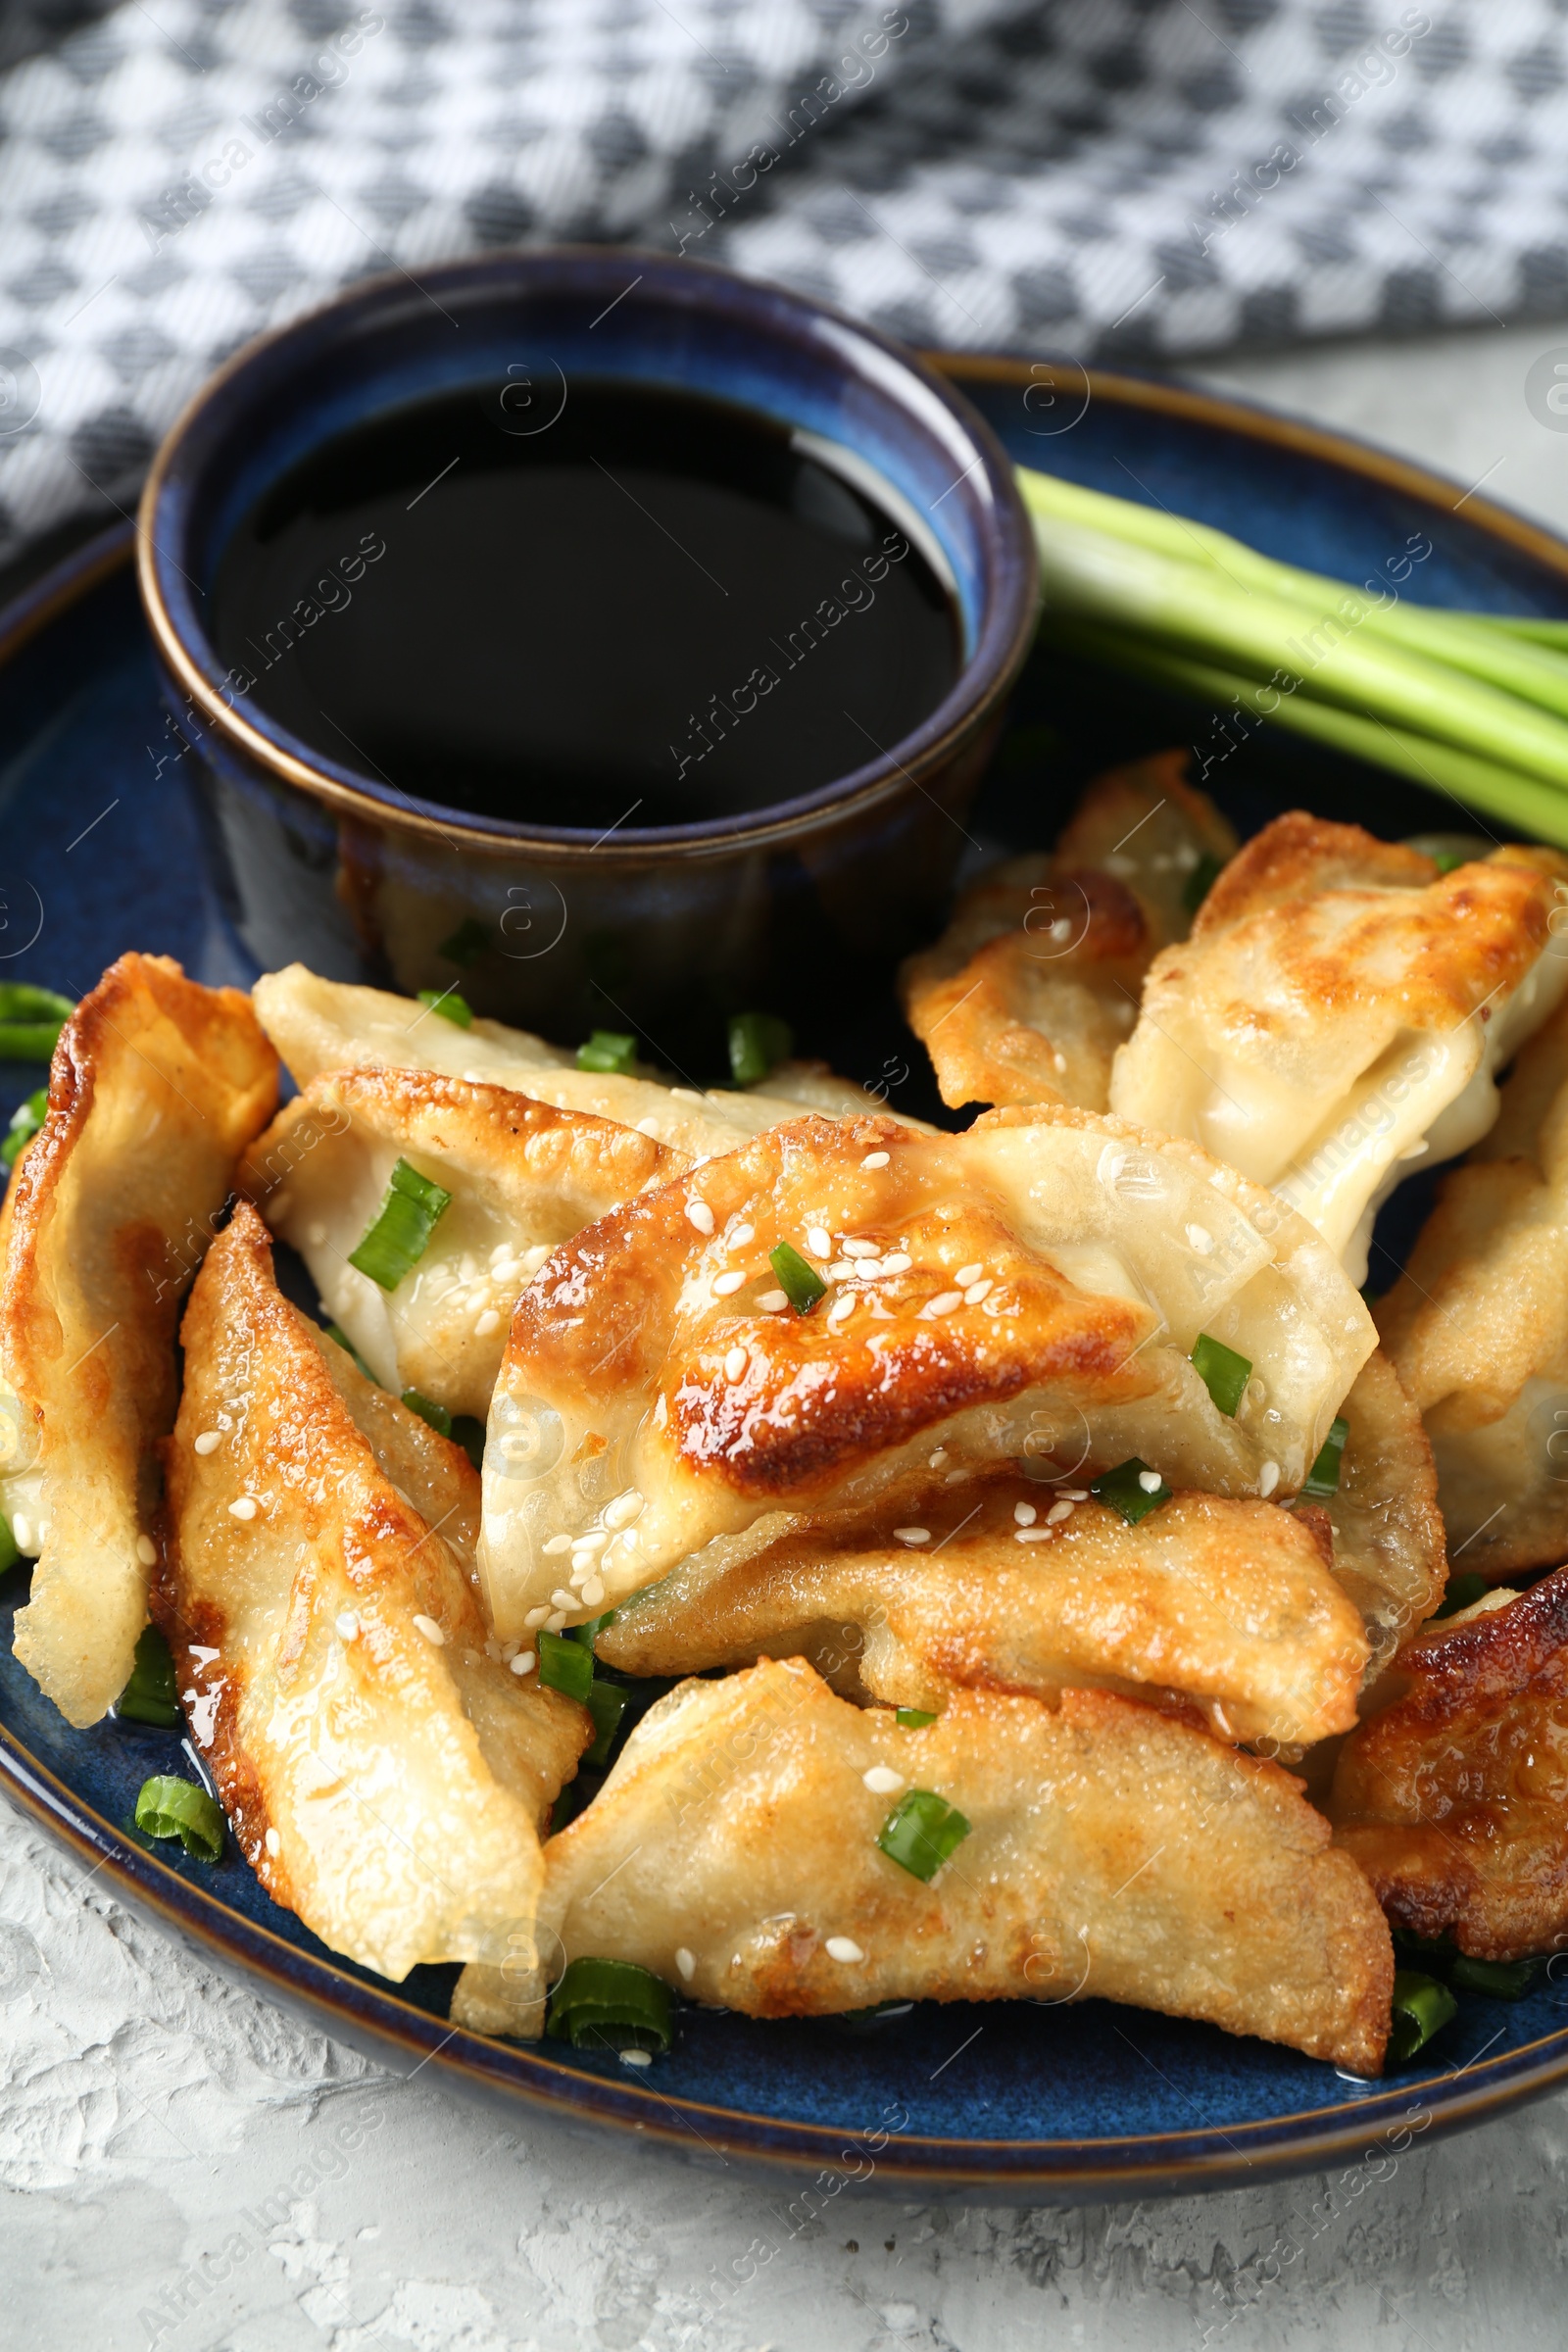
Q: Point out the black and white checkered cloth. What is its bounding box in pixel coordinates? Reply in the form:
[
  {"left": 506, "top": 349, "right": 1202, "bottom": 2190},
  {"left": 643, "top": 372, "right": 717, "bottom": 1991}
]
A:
[{"left": 0, "top": 0, "right": 1562, "bottom": 558}]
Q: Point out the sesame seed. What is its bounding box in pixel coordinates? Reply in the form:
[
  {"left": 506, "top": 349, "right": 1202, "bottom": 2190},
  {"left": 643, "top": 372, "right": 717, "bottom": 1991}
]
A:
[
  {"left": 546, "top": 1610, "right": 567, "bottom": 1630},
  {"left": 543, "top": 1534, "right": 572, "bottom": 1555},
  {"left": 827, "top": 1260, "right": 858, "bottom": 1280},
  {"left": 807, "top": 1227, "right": 832, "bottom": 1258},
  {"left": 881, "top": 1253, "right": 911, "bottom": 1275},
  {"left": 1014, "top": 1501, "right": 1037, "bottom": 1526},
  {"left": 525, "top": 1605, "right": 552, "bottom": 1628},
  {"left": 510, "top": 1650, "right": 536, "bottom": 1675},
  {"left": 894, "top": 1527, "right": 930, "bottom": 1545},
  {"left": 929, "top": 1448, "right": 950, "bottom": 1469},
  {"left": 1014, "top": 1527, "right": 1051, "bottom": 1543},
  {"left": 1053, "top": 1051, "right": 1067, "bottom": 1074},
  {"left": 945, "top": 1469, "right": 970, "bottom": 1486},
  {"left": 193, "top": 1431, "right": 221, "bottom": 1455},
  {"left": 551, "top": 1590, "right": 576, "bottom": 1611},
  {"left": 1046, "top": 1499, "right": 1074, "bottom": 1525},
  {"left": 862, "top": 1765, "right": 904, "bottom": 1794},
  {"left": 861, "top": 1151, "right": 890, "bottom": 1169},
  {"left": 828, "top": 1295, "right": 856, "bottom": 1326},
  {"left": 675, "top": 1946, "right": 697, "bottom": 1981},
  {"left": 956, "top": 1262, "right": 983, "bottom": 1286},
  {"left": 842, "top": 1239, "right": 879, "bottom": 1259},
  {"left": 474, "top": 1308, "right": 502, "bottom": 1338},
  {"left": 336, "top": 1610, "right": 360, "bottom": 1641},
  {"left": 723, "top": 1345, "right": 749, "bottom": 1381},
  {"left": 825, "top": 1936, "right": 864, "bottom": 1964},
  {"left": 605, "top": 1490, "right": 645, "bottom": 1529},
  {"left": 620, "top": 2049, "right": 652, "bottom": 2069},
  {"left": 730, "top": 1223, "right": 755, "bottom": 1247},
  {"left": 228, "top": 1496, "right": 258, "bottom": 1521},
  {"left": 670, "top": 1088, "right": 705, "bottom": 1104},
  {"left": 759, "top": 1289, "right": 789, "bottom": 1312},
  {"left": 1186, "top": 1223, "right": 1214, "bottom": 1254},
  {"left": 635, "top": 1116, "right": 661, "bottom": 1137},
  {"left": 265, "top": 1828, "right": 280, "bottom": 1857},
  {"left": 686, "top": 1200, "right": 715, "bottom": 1237},
  {"left": 1259, "top": 1460, "right": 1280, "bottom": 1497},
  {"left": 1061, "top": 1490, "right": 1088, "bottom": 1501},
  {"left": 712, "top": 1269, "right": 745, "bottom": 1296},
  {"left": 580, "top": 1577, "right": 606, "bottom": 1606},
  {"left": 11, "top": 1515, "right": 30, "bottom": 1551},
  {"left": 964, "top": 1280, "right": 992, "bottom": 1305},
  {"left": 924, "top": 1291, "right": 962, "bottom": 1316},
  {"left": 136, "top": 1534, "right": 157, "bottom": 1566},
  {"left": 573, "top": 1530, "right": 608, "bottom": 1553},
  {"left": 490, "top": 1243, "right": 514, "bottom": 1267},
  {"left": 1137, "top": 1470, "right": 1162, "bottom": 1494},
  {"left": 307, "top": 1221, "right": 327, "bottom": 1247},
  {"left": 35, "top": 1521, "right": 49, "bottom": 1546},
  {"left": 413, "top": 1613, "right": 445, "bottom": 1645}
]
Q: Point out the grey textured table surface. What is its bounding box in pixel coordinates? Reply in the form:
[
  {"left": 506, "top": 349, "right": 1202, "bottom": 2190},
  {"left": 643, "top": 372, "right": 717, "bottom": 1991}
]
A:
[{"left": 9, "top": 319, "right": 1568, "bottom": 2352}]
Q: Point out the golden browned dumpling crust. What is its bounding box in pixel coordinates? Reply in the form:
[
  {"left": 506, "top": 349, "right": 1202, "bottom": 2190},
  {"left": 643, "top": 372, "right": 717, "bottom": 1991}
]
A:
[
  {"left": 1, "top": 954, "right": 277, "bottom": 1726},
  {"left": 160, "top": 1202, "right": 588, "bottom": 1983},
  {"left": 1330, "top": 1568, "right": 1568, "bottom": 1961}
]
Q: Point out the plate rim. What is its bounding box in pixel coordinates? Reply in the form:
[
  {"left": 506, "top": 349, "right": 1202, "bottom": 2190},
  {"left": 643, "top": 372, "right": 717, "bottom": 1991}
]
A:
[{"left": 5, "top": 356, "right": 1568, "bottom": 2197}]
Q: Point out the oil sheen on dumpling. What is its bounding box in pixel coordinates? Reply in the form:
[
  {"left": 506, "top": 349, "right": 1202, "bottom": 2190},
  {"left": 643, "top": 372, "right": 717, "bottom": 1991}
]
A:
[
  {"left": 162, "top": 1203, "right": 589, "bottom": 1982},
  {"left": 1109, "top": 815, "right": 1568, "bottom": 1281},
  {"left": 457, "top": 1658, "right": 1392, "bottom": 2075},
  {"left": 596, "top": 1473, "right": 1368, "bottom": 1748},
  {"left": 902, "top": 752, "right": 1237, "bottom": 1112},
  {"left": 252, "top": 965, "right": 926, "bottom": 1159},
  {"left": 239, "top": 1068, "right": 682, "bottom": 1419},
  {"left": 477, "top": 1104, "right": 1372, "bottom": 1641},
  {"left": 1, "top": 955, "right": 278, "bottom": 1727},
  {"left": 1377, "top": 994, "right": 1568, "bottom": 1577}
]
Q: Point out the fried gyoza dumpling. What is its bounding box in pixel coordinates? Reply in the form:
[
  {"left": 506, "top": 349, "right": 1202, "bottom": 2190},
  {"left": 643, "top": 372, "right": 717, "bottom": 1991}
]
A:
[
  {"left": 1330, "top": 1568, "right": 1568, "bottom": 1960},
  {"left": 252, "top": 965, "right": 924, "bottom": 1159},
  {"left": 596, "top": 1475, "right": 1368, "bottom": 1748},
  {"left": 457, "top": 1659, "right": 1392, "bottom": 2074},
  {"left": 1109, "top": 816, "right": 1568, "bottom": 1279},
  {"left": 478, "top": 1104, "right": 1371, "bottom": 1640},
  {"left": 902, "top": 753, "right": 1237, "bottom": 1112},
  {"left": 162, "top": 1203, "right": 588, "bottom": 1982},
  {"left": 1377, "top": 996, "right": 1568, "bottom": 1577},
  {"left": 238, "top": 1069, "right": 681, "bottom": 1420},
  {"left": 1, "top": 956, "right": 277, "bottom": 1727},
  {"left": 1319, "top": 1351, "right": 1447, "bottom": 1667}
]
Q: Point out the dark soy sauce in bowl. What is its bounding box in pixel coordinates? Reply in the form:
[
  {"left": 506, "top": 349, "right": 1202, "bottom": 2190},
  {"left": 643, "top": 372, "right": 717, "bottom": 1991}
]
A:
[{"left": 211, "top": 381, "right": 959, "bottom": 831}]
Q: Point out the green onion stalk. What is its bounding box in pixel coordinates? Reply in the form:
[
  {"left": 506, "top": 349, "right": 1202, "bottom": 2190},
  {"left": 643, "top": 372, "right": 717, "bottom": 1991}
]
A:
[{"left": 1015, "top": 466, "right": 1568, "bottom": 850}]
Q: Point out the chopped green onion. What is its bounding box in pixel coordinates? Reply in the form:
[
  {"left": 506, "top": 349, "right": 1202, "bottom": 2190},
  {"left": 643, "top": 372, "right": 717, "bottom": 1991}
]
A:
[
  {"left": 2, "top": 1087, "right": 48, "bottom": 1169},
  {"left": 325, "top": 1323, "right": 378, "bottom": 1385},
  {"left": 1387, "top": 1968, "right": 1457, "bottom": 2067},
  {"left": 770, "top": 1241, "right": 826, "bottom": 1314},
  {"left": 547, "top": 1956, "right": 673, "bottom": 2053},
  {"left": 439, "top": 917, "right": 489, "bottom": 967},
  {"left": 134, "top": 1774, "right": 225, "bottom": 1863},
  {"left": 348, "top": 1157, "right": 453, "bottom": 1292},
  {"left": 451, "top": 1415, "right": 485, "bottom": 1471},
  {"left": 1300, "top": 1416, "right": 1349, "bottom": 1501},
  {"left": 877, "top": 1787, "right": 972, "bottom": 1883},
  {"left": 538, "top": 1628, "right": 594, "bottom": 1704},
  {"left": 0, "top": 984, "right": 74, "bottom": 1061},
  {"left": 416, "top": 987, "right": 473, "bottom": 1029},
  {"left": 1450, "top": 1953, "right": 1540, "bottom": 1999},
  {"left": 1182, "top": 852, "right": 1224, "bottom": 914},
  {"left": 895, "top": 1707, "right": 937, "bottom": 1730},
  {"left": 570, "top": 1612, "right": 616, "bottom": 1648},
  {"left": 1090, "top": 1458, "right": 1171, "bottom": 1525},
  {"left": 117, "top": 1625, "right": 179, "bottom": 1728},
  {"left": 728, "top": 1010, "right": 794, "bottom": 1089},
  {"left": 1433, "top": 1570, "right": 1492, "bottom": 1620},
  {"left": 576, "top": 1029, "right": 637, "bottom": 1075},
  {"left": 584, "top": 1680, "right": 630, "bottom": 1767},
  {"left": 402, "top": 1388, "right": 451, "bottom": 1437},
  {"left": 0, "top": 1512, "right": 18, "bottom": 1576},
  {"left": 1191, "top": 1332, "right": 1251, "bottom": 1417}
]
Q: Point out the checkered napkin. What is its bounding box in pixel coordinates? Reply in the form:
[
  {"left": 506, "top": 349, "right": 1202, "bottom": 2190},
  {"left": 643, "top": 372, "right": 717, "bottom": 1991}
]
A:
[{"left": 0, "top": 0, "right": 1564, "bottom": 559}]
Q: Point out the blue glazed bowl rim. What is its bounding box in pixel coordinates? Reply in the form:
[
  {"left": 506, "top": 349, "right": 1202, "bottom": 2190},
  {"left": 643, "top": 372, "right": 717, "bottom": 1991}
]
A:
[{"left": 137, "top": 248, "right": 1040, "bottom": 857}]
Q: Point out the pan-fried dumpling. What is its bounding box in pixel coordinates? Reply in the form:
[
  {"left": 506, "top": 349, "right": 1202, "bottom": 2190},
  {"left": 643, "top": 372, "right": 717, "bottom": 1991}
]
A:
[
  {"left": 902, "top": 753, "right": 1237, "bottom": 1112},
  {"left": 1330, "top": 1568, "right": 1568, "bottom": 1961},
  {"left": 252, "top": 965, "right": 926, "bottom": 1159},
  {"left": 478, "top": 1103, "right": 1372, "bottom": 1640},
  {"left": 457, "top": 1659, "right": 1392, "bottom": 2074},
  {"left": 1317, "top": 1351, "right": 1447, "bottom": 1668},
  {"left": 595, "top": 1475, "right": 1368, "bottom": 1748},
  {"left": 1109, "top": 816, "right": 1568, "bottom": 1280},
  {"left": 161, "top": 1203, "right": 589, "bottom": 1982},
  {"left": 1, "top": 956, "right": 277, "bottom": 1727},
  {"left": 1377, "top": 996, "right": 1568, "bottom": 1577},
  {"left": 238, "top": 1069, "right": 681, "bottom": 1420}
]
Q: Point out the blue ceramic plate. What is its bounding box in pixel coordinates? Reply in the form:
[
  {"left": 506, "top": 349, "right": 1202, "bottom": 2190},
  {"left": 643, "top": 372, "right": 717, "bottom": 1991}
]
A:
[{"left": 5, "top": 360, "right": 1568, "bottom": 2200}]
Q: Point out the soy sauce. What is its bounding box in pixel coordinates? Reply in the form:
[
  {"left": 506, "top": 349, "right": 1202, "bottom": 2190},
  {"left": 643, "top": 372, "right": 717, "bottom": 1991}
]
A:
[{"left": 210, "top": 381, "right": 959, "bottom": 830}]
